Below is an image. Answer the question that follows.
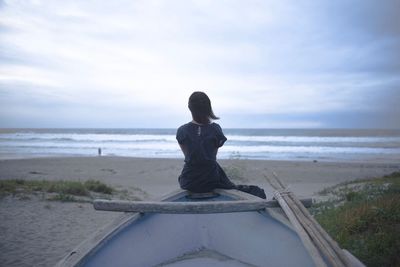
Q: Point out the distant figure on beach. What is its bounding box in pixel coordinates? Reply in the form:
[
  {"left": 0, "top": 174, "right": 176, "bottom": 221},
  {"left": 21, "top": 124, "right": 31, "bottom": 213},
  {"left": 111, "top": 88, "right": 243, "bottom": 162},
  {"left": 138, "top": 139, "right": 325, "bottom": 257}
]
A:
[
  {"left": 176, "top": 91, "right": 266, "bottom": 199},
  {"left": 98, "top": 148, "right": 102, "bottom": 156}
]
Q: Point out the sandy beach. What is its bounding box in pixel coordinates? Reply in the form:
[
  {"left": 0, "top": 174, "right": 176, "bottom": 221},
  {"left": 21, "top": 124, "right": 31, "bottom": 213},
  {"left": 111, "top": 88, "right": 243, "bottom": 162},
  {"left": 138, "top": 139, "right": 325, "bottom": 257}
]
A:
[{"left": 1, "top": 156, "right": 399, "bottom": 266}]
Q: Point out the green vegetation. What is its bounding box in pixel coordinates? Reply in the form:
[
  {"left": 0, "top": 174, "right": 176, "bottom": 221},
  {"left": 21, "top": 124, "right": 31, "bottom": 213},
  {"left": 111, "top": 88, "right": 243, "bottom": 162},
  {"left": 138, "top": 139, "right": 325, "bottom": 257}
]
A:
[
  {"left": 223, "top": 162, "right": 249, "bottom": 183},
  {"left": 223, "top": 164, "right": 243, "bottom": 181},
  {"left": 84, "top": 179, "right": 113, "bottom": 194},
  {"left": 0, "top": 179, "right": 114, "bottom": 202},
  {"left": 47, "top": 180, "right": 89, "bottom": 196},
  {"left": 311, "top": 172, "right": 400, "bottom": 267},
  {"left": 47, "top": 193, "right": 77, "bottom": 202}
]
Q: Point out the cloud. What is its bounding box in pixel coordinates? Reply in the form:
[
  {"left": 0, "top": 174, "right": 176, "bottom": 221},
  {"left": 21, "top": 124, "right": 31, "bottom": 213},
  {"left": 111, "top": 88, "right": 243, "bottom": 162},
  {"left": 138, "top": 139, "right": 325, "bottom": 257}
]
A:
[{"left": 0, "top": 0, "right": 399, "bottom": 128}]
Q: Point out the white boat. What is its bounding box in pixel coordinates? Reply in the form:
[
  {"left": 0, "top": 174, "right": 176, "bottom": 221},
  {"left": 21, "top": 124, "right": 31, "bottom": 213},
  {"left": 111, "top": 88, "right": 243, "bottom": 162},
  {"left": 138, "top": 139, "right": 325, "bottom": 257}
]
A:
[{"left": 57, "top": 189, "right": 364, "bottom": 267}]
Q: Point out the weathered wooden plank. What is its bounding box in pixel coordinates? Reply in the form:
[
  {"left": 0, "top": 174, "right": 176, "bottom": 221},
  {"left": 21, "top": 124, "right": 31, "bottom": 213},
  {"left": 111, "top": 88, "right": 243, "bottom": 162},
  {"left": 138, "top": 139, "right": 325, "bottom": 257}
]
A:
[
  {"left": 288, "top": 193, "right": 353, "bottom": 266},
  {"left": 93, "top": 198, "right": 313, "bottom": 213},
  {"left": 266, "top": 173, "right": 327, "bottom": 266},
  {"left": 267, "top": 172, "right": 356, "bottom": 267},
  {"left": 94, "top": 200, "right": 267, "bottom": 213},
  {"left": 284, "top": 194, "right": 345, "bottom": 267},
  {"left": 273, "top": 191, "right": 328, "bottom": 267}
]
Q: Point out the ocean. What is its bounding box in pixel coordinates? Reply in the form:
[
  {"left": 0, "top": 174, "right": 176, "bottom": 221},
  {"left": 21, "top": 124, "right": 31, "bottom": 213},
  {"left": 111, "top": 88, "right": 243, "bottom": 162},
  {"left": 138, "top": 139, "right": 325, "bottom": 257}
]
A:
[{"left": 0, "top": 128, "right": 399, "bottom": 163}]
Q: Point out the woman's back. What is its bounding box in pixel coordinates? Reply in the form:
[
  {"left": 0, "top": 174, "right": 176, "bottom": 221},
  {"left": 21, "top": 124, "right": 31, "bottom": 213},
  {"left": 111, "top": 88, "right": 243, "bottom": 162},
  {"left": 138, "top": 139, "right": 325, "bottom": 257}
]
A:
[
  {"left": 176, "top": 122, "right": 226, "bottom": 164},
  {"left": 176, "top": 91, "right": 265, "bottom": 198}
]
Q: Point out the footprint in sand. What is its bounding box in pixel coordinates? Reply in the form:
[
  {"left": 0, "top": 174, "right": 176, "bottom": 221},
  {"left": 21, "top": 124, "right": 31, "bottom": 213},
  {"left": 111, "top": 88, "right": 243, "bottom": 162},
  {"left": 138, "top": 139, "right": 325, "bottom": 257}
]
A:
[
  {"left": 29, "top": 171, "right": 47, "bottom": 175},
  {"left": 101, "top": 168, "right": 117, "bottom": 174}
]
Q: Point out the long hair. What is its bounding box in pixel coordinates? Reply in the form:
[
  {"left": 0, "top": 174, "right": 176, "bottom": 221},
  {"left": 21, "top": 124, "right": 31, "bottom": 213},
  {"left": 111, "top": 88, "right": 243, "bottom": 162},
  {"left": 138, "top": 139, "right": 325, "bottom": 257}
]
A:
[{"left": 188, "top": 91, "right": 219, "bottom": 124}]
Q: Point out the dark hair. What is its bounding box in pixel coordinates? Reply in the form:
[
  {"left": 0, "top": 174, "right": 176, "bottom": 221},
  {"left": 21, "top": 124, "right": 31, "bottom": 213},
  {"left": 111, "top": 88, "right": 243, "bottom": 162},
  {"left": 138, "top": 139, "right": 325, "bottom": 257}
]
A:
[{"left": 188, "top": 91, "right": 219, "bottom": 124}]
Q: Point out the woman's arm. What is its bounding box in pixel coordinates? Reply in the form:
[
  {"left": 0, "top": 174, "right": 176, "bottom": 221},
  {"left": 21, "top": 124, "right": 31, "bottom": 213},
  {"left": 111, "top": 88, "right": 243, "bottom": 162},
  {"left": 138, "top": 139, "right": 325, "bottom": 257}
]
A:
[{"left": 179, "top": 143, "right": 188, "bottom": 158}]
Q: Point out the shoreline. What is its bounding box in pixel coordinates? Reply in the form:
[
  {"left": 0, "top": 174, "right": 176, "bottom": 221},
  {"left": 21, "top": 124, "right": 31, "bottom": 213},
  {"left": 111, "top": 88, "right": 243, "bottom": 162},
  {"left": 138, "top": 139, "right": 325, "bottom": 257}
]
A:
[
  {"left": 1, "top": 156, "right": 399, "bottom": 267},
  {"left": 1, "top": 153, "right": 400, "bottom": 164}
]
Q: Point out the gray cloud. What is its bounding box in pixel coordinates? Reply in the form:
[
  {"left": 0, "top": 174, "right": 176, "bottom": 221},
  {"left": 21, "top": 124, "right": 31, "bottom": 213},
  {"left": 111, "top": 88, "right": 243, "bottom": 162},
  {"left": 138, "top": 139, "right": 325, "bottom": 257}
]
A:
[
  {"left": 307, "top": 0, "right": 400, "bottom": 74},
  {"left": 0, "top": 0, "right": 399, "bottom": 128}
]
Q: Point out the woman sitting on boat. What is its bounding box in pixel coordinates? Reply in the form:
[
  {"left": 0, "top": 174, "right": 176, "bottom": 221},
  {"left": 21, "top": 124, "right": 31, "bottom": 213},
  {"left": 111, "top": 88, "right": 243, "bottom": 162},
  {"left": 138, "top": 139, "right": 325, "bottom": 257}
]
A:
[{"left": 176, "top": 91, "right": 266, "bottom": 199}]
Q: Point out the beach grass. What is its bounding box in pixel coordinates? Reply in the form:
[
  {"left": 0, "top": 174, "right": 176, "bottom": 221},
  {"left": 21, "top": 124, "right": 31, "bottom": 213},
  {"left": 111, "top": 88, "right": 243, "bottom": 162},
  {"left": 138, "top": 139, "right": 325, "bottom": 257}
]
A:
[
  {"left": 223, "top": 164, "right": 244, "bottom": 180},
  {"left": 311, "top": 172, "right": 400, "bottom": 267},
  {"left": 223, "top": 162, "right": 250, "bottom": 183},
  {"left": 84, "top": 179, "right": 113, "bottom": 194},
  {"left": 47, "top": 193, "right": 77, "bottom": 202},
  {"left": 0, "top": 179, "right": 113, "bottom": 201}
]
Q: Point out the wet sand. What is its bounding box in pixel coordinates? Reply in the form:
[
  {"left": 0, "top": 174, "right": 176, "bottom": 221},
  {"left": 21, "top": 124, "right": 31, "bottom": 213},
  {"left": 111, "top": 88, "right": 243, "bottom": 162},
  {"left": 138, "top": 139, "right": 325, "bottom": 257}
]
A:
[{"left": 0, "top": 156, "right": 399, "bottom": 266}]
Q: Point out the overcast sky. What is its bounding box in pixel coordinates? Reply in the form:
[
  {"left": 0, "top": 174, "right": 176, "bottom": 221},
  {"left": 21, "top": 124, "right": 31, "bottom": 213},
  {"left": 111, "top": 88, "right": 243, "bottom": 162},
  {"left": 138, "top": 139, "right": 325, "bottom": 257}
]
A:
[{"left": 0, "top": 0, "right": 399, "bottom": 128}]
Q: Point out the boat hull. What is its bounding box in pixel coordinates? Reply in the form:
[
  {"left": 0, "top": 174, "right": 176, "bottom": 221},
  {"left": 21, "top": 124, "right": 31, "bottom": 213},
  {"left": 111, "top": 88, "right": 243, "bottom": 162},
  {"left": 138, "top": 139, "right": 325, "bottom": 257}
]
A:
[{"left": 58, "top": 189, "right": 321, "bottom": 267}]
